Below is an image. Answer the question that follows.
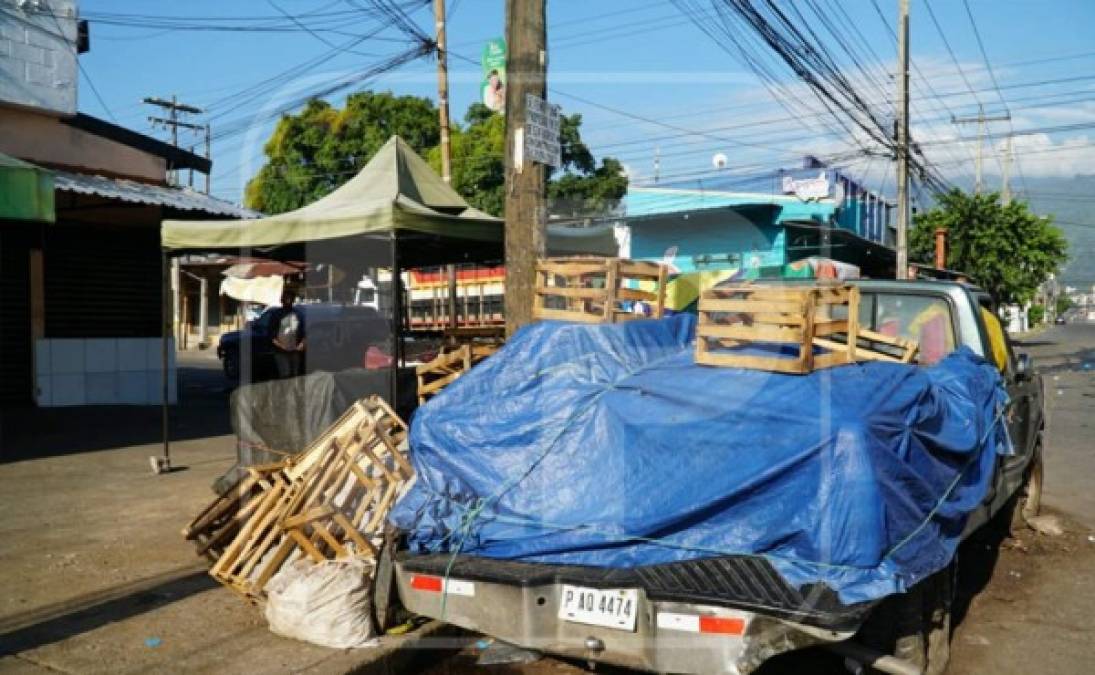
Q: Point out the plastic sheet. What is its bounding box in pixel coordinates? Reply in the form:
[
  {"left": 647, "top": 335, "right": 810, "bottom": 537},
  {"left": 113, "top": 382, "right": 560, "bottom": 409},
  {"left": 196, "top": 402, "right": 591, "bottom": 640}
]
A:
[{"left": 390, "top": 316, "right": 1010, "bottom": 604}]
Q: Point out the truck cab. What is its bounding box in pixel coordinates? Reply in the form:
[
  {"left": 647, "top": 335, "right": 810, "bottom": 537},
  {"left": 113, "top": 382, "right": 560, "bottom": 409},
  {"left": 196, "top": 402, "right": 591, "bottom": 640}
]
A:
[{"left": 384, "top": 279, "right": 1045, "bottom": 675}]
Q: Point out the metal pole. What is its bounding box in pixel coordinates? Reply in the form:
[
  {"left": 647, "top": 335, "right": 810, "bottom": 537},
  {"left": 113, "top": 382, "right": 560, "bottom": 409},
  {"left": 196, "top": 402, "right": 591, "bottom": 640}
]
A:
[
  {"left": 1001, "top": 134, "right": 1013, "bottom": 205},
  {"left": 198, "top": 276, "right": 208, "bottom": 346},
  {"left": 895, "top": 0, "right": 910, "bottom": 280},
  {"left": 158, "top": 250, "right": 171, "bottom": 473},
  {"left": 204, "top": 123, "right": 211, "bottom": 195},
  {"left": 976, "top": 108, "right": 985, "bottom": 194},
  {"left": 389, "top": 234, "right": 400, "bottom": 411}
]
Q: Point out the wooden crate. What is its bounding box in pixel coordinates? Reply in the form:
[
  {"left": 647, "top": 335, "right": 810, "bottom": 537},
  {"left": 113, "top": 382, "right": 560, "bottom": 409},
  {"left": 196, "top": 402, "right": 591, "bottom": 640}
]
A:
[
  {"left": 191, "top": 396, "right": 411, "bottom": 600},
  {"left": 695, "top": 284, "right": 861, "bottom": 373},
  {"left": 825, "top": 328, "right": 919, "bottom": 364},
  {"left": 181, "top": 461, "right": 290, "bottom": 562},
  {"left": 279, "top": 397, "right": 413, "bottom": 564},
  {"left": 208, "top": 470, "right": 298, "bottom": 600},
  {"left": 533, "top": 257, "right": 668, "bottom": 324},
  {"left": 696, "top": 283, "right": 919, "bottom": 373},
  {"left": 415, "top": 343, "right": 500, "bottom": 404}
]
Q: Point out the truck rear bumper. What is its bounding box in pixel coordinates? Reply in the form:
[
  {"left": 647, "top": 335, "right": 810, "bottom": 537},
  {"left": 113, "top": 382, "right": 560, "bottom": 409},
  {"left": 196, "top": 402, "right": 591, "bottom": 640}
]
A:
[{"left": 394, "top": 554, "right": 862, "bottom": 674}]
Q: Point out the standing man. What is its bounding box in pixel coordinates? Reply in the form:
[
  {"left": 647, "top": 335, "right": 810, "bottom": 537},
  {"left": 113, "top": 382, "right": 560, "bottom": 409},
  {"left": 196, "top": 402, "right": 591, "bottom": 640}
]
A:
[{"left": 271, "top": 287, "right": 306, "bottom": 378}]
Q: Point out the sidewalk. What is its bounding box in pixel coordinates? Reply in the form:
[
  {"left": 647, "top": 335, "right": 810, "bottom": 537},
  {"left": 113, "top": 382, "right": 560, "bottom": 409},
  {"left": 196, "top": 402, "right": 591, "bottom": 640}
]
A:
[{"left": 0, "top": 355, "right": 454, "bottom": 674}]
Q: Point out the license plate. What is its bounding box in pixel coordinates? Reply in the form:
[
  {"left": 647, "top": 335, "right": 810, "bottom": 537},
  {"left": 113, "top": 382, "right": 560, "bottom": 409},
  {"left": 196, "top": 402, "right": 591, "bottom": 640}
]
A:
[{"left": 558, "top": 585, "right": 638, "bottom": 631}]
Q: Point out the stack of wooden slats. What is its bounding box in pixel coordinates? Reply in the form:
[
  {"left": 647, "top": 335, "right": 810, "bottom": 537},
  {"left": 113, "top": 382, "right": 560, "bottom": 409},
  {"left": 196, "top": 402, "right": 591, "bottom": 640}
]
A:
[
  {"left": 695, "top": 283, "right": 918, "bottom": 373},
  {"left": 533, "top": 257, "right": 668, "bottom": 324},
  {"left": 182, "top": 396, "right": 411, "bottom": 600},
  {"left": 415, "top": 342, "right": 501, "bottom": 404}
]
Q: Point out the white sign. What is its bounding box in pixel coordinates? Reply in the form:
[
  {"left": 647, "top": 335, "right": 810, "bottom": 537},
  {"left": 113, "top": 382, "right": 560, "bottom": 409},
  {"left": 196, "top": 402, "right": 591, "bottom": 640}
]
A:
[
  {"left": 782, "top": 171, "right": 831, "bottom": 201},
  {"left": 524, "top": 93, "right": 562, "bottom": 168}
]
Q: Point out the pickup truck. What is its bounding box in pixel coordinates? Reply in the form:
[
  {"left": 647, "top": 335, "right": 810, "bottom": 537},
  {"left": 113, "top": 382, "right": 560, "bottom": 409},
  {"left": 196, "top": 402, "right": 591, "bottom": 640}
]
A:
[
  {"left": 381, "top": 280, "right": 1045, "bottom": 675},
  {"left": 216, "top": 303, "right": 389, "bottom": 380}
]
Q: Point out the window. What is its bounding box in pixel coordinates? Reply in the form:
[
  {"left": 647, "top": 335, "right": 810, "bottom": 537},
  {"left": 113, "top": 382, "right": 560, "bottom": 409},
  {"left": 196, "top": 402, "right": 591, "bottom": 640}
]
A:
[{"left": 859, "top": 293, "right": 956, "bottom": 365}]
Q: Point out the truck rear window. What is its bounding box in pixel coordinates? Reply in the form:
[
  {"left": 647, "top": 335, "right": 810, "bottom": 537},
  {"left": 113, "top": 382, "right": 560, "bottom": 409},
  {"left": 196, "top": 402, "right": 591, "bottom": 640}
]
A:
[{"left": 859, "top": 294, "right": 956, "bottom": 365}]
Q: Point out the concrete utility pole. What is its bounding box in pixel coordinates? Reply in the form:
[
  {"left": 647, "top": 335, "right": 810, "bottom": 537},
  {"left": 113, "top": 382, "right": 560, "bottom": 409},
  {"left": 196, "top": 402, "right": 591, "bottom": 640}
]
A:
[
  {"left": 951, "top": 104, "right": 1010, "bottom": 194},
  {"left": 503, "top": 0, "right": 548, "bottom": 335},
  {"left": 144, "top": 96, "right": 206, "bottom": 187},
  {"left": 434, "top": 0, "right": 452, "bottom": 184},
  {"left": 895, "top": 0, "right": 910, "bottom": 280},
  {"left": 433, "top": 0, "right": 460, "bottom": 329}
]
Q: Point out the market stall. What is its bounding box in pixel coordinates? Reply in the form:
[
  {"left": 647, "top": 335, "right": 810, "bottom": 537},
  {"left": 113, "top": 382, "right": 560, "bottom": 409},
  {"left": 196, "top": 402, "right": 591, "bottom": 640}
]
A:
[{"left": 159, "top": 136, "right": 504, "bottom": 465}]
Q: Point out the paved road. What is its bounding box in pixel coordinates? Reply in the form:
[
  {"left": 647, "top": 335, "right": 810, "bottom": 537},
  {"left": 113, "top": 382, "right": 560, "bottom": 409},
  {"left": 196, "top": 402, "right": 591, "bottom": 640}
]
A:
[
  {"left": 434, "top": 322, "right": 1095, "bottom": 675},
  {"left": 1018, "top": 322, "right": 1095, "bottom": 527}
]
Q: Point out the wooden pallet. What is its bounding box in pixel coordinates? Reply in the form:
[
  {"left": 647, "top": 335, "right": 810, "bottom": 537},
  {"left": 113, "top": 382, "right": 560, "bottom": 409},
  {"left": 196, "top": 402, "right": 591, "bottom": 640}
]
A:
[
  {"left": 695, "top": 283, "right": 920, "bottom": 373},
  {"left": 533, "top": 257, "right": 668, "bottom": 324},
  {"left": 190, "top": 396, "right": 412, "bottom": 600},
  {"left": 208, "top": 470, "right": 298, "bottom": 600},
  {"left": 279, "top": 397, "right": 413, "bottom": 564},
  {"left": 696, "top": 284, "right": 861, "bottom": 373},
  {"left": 415, "top": 343, "right": 500, "bottom": 404},
  {"left": 821, "top": 327, "right": 919, "bottom": 364},
  {"left": 181, "top": 461, "right": 290, "bottom": 562}
]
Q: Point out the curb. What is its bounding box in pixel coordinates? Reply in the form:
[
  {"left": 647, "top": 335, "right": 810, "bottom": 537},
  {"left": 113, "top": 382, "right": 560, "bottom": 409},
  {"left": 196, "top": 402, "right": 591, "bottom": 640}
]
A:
[{"left": 305, "top": 621, "right": 471, "bottom": 675}]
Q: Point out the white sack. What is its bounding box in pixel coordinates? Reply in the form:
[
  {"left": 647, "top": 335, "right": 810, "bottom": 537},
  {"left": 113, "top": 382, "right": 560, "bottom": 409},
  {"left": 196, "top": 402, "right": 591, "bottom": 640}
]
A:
[{"left": 265, "top": 559, "right": 377, "bottom": 649}]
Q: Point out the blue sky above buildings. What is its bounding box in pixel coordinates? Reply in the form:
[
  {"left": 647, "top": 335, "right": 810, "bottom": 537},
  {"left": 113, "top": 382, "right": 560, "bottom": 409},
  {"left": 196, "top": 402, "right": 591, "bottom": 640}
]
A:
[{"left": 76, "top": 0, "right": 1095, "bottom": 216}]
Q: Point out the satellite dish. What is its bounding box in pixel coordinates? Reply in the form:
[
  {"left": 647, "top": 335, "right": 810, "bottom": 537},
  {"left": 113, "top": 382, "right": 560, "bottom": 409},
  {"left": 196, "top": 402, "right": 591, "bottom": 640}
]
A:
[{"left": 712, "top": 153, "right": 728, "bottom": 169}]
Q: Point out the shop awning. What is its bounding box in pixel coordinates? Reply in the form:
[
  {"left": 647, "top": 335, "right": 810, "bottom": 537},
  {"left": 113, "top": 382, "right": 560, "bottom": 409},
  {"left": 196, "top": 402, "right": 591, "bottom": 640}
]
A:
[
  {"left": 0, "top": 152, "right": 54, "bottom": 222},
  {"left": 54, "top": 170, "right": 257, "bottom": 218}
]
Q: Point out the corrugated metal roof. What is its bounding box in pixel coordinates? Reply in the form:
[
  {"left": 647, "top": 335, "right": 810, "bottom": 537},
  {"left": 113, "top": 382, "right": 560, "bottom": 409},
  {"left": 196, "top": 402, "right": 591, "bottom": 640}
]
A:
[{"left": 53, "top": 170, "right": 259, "bottom": 218}]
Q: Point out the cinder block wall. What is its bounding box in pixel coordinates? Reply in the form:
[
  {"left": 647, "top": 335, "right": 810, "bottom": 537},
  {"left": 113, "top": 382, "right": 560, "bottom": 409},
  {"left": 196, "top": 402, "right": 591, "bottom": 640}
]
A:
[{"left": 0, "top": 0, "right": 78, "bottom": 114}]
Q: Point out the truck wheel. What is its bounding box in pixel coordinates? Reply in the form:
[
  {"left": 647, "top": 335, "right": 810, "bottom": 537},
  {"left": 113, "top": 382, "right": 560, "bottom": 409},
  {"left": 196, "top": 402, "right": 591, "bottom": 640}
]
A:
[
  {"left": 1010, "top": 442, "right": 1044, "bottom": 533},
  {"left": 861, "top": 565, "right": 953, "bottom": 675}
]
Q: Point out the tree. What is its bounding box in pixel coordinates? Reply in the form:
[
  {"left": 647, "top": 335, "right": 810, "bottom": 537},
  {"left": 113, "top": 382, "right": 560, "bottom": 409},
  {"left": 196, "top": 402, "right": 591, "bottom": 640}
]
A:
[
  {"left": 245, "top": 92, "right": 440, "bottom": 213},
  {"left": 427, "top": 104, "right": 628, "bottom": 217},
  {"left": 1055, "top": 296, "right": 1073, "bottom": 316},
  {"left": 909, "top": 190, "right": 1068, "bottom": 305},
  {"left": 245, "top": 93, "right": 628, "bottom": 219},
  {"left": 1028, "top": 304, "right": 1045, "bottom": 326},
  {"left": 427, "top": 103, "right": 506, "bottom": 216}
]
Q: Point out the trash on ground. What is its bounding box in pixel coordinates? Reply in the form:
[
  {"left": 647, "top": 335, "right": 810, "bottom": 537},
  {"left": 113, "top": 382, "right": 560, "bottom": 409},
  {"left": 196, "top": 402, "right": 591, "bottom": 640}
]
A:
[
  {"left": 1027, "top": 514, "right": 1065, "bottom": 536},
  {"left": 144, "top": 637, "right": 162, "bottom": 648},
  {"left": 476, "top": 639, "right": 543, "bottom": 666}
]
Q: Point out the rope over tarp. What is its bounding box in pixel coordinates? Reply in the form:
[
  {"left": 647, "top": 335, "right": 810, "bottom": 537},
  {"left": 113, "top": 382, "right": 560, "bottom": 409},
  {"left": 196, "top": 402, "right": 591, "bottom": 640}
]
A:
[{"left": 390, "top": 315, "right": 1012, "bottom": 605}]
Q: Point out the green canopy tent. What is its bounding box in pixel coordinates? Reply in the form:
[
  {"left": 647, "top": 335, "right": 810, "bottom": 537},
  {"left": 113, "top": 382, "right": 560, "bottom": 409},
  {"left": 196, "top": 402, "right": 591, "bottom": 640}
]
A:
[
  {"left": 0, "top": 152, "right": 54, "bottom": 223},
  {"left": 159, "top": 136, "right": 504, "bottom": 466}
]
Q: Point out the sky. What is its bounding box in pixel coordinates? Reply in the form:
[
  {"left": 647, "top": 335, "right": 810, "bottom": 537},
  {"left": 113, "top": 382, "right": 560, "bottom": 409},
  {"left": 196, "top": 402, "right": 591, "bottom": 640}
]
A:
[{"left": 74, "top": 0, "right": 1095, "bottom": 216}]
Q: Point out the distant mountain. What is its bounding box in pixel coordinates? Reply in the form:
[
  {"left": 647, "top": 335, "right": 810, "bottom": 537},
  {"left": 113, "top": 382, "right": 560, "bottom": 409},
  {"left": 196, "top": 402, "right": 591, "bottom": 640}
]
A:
[{"left": 1015, "top": 175, "right": 1095, "bottom": 290}]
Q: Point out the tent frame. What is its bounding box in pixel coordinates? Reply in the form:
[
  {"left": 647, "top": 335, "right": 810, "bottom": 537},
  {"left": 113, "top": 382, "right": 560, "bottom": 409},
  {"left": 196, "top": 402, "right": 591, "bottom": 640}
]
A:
[{"left": 157, "top": 231, "right": 501, "bottom": 468}]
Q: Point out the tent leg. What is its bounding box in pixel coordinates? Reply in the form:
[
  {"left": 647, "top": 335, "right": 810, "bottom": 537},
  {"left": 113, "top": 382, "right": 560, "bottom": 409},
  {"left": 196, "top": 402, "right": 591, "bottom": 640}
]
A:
[
  {"left": 389, "top": 234, "right": 400, "bottom": 412},
  {"left": 153, "top": 249, "right": 172, "bottom": 475}
]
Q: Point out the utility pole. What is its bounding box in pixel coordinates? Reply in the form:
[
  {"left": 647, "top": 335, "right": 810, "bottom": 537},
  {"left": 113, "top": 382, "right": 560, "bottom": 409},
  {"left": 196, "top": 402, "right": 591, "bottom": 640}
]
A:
[
  {"left": 951, "top": 104, "right": 1010, "bottom": 194},
  {"left": 434, "top": 0, "right": 452, "bottom": 184},
  {"left": 895, "top": 0, "right": 910, "bottom": 280},
  {"left": 144, "top": 96, "right": 206, "bottom": 187},
  {"left": 204, "top": 123, "right": 211, "bottom": 195},
  {"left": 503, "top": 0, "right": 548, "bottom": 335},
  {"left": 433, "top": 0, "right": 459, "bottom": 329},
  {"left": 1001, "top": 134, "right": 1013, "bottom": 205}
]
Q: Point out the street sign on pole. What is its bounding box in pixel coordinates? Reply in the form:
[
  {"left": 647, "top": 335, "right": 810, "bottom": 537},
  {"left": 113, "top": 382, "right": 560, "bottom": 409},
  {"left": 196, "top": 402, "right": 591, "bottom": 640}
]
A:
[{"left": 524, "top": 93, "right": 561, "bottom": 168}]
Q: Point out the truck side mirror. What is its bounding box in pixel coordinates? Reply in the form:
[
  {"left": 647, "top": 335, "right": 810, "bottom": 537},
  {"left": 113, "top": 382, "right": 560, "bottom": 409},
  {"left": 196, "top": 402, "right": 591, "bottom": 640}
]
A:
[{"left": 1016, "top": 353, "right": 1033, "bottom": 381}]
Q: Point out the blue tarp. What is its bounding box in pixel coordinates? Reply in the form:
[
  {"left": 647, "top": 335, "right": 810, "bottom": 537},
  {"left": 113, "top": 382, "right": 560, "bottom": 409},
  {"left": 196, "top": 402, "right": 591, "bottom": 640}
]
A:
[{"left": 390, "top": 316, "right": 1010, "bottom": 604}]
